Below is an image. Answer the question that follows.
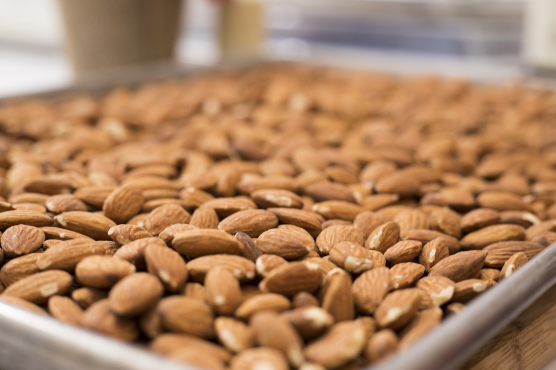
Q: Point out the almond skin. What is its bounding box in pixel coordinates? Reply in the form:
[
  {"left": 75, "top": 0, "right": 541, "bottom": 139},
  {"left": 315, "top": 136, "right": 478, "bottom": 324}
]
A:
[
  {"left": 0, "top": 210, "right": 52, "bottom": 230},
  {"left": 259, "top": 262, "right": 322, "bottom": 297},
  {"left": 460, "top": 208, "right": 500, "bottom": 234},
  {"left": 3, "top": 270, "right": 73, "bottom": 304},
  {"left": 267, "top": 208, "right": 323, "bottom": 235},
  {"left": 352, "top": 267, "right": 391, "bottom": 315},
  {"left": 250, "top": 189, "right": 303, "bottom": 209},
  {"left": 256, "top": 225, "right": 315, "bottom": 260},
  {"left": 354, "top": 211, "right": 388, "bottom": 240},
  {"left": 235, "top": 232, "right": 263, "bottom": 262},
  {"left": 390, "top": 263, "right": 425, "bottom": 290},
  {"left": 330, "top": 241, "right": 385, "bottom": 274},
  {"left": 256, "top": 254, "right": 289, "bottom": 278},
  {"left": 113, "top": 237, "right": 167, "bottom": 270},
  {"left": 145, "top": 204, "right": 191, "bottom": 235},
  {"left": 451, "top": 279, "right": 496, "bottom": 303},
  {"left": 41, "top": 226, "right": 93, "bottom": 241},
  {"left": 108, "top": 224, "right": 152, "bottom": 246},
  {"left": 365, "top": 221, "right": 400, "bottom": 253},
  {"left": 218, "top": 209, "right": 279, "bottom": 237},
  {"left": 157, "top": 296, "right": 215, "bottom": 339},
  {"left": 0, "top": 253, "right": 41, "bottom": 287},
  {"left": 365, "top": 329, "right": 399, "bottom": 363},
  {"left": 500, "top": 252, "right": 528, "bottom": 281},
  {"left": 374, "top": 288, "right": 421, "bottom": 330},
  {"left": 187, "top": 255, "right": 256, "bottom": 283},
  {"left": 205, "top": 266, "right": 243, "bottom": 316},
  {"left": 235, "top": 293, "right": 291, "bottom": 320},
  {"left": 214, "top": 317, "right": 256, "bottom": 353},
  {"left": 46, "top": 194, "right": 88, "bottom": 214},
  {"left": 109, "top": 272, "right": 164, "bottom": 317},
  {"left": 313, "top": 200, "right": 363, "bottom": 221},
  {"left": 158, "top": 224, "right": 198, "bottom": 246},
  {"left": 483, "top": 241, "right": 544, "bottom": 268},
  {"left": 1, "top": 225, "right": 45, "bottom": 258},
  {"left": 82, "top": 299, "right": 139, "bottom": 342},
  {"left": 460, "top": 224, "right": 525, "bottom": 250},
  {"left": 320, "top": 269, "right": 354, "bottom": 322},
  {"left": 416, "top": 276, "right": 455, "bottom": 306},
  {"left": 54, "top": 211, "right": 116, "bottom": 240},
  {"left": 316, "top": 225, "right": 363, "bottom": 255},
  {"left": 429, "top": 250, "right": 487, "bottom": 282},
  {"left": 230, "top": 348, "right": 288, "bottom": 370},
  {"left": 48, "top": 295, "right": 84, "bottom": 327},
  {"left": 419, "top": 237, "right": 450, "bottom": 272},
  {"left": 76, "top": 255, "right": 136, "bottom": 288},
  {"left": 190, "top": 207, "right": 220, "bottom": 229},
  {"left": 36, "top": 238, "right": 107, "bottom": 272},
  {"left": 384, "top": 240, "right": 423, "bottom": 266},
  {"left": 145, "top": 243, "right": 188, "bottom": 293}
]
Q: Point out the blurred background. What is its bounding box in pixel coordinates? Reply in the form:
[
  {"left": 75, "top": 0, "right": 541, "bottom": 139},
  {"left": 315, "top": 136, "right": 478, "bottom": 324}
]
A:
[{"left": 0, "top": 0, "right": 545, "bottom": 98}]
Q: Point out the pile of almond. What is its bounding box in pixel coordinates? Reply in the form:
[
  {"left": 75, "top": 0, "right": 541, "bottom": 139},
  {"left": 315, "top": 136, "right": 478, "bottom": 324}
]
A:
[{"left": 0, "top": 65, "right": 555, "bottom": 370}]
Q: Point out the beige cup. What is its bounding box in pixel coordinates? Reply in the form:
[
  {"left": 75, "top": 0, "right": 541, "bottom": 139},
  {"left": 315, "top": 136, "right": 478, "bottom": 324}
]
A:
[{"left": 58, "top": 0, "right": 182, "bottom": 76}]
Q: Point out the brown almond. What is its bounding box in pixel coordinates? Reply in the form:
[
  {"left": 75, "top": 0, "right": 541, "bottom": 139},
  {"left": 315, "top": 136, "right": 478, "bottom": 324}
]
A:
[
  {"left": 429, "top": 207, "right": 461, "bottom": 238},
  {"left": 365, "top": 329, "right": 398, "bottom": 363},
  {"left": 374, "top": 288, "right": 421, "bottom": 330},
  {"left": 267, "top": 208, "right": 323, "bottom": 235},
  {"left": 158, "top": 296, "right": 214, "bottom": 339},
  {"left": 1, "top": 225, "right": 45, "bottom": 258},
  {"left": 109, "top": 272, "right": 164, "bottom": 317},
  {"left": 150, "top": 333, "right": 231, "bottom": 362},
  {"left": 499, "top": 211, "right": 540, "bottom": 228},
  {"left": 316, "top": 225, "right": 363, "bottom": 255},
  {"left": 479, "top": 268, "right": 500, "bottom": 282},
  {"left": 330, "top": 241, "right": 385, "bottom": 274},
  {"left": 461, "top": 208, "right": 500, "bottom": 234},
  {"left": 230, "top": 348, "right": 288, "bottom": 370},
  {"left": 499, "top": 252, "right": 528, "bottom": 281},
  {"left": 401, "top": 229, "right": 461, "bottom": 254},
  {"left": 390, "top": 263, "right": 425, "bottom": 290},
  {"left": 188, "top": 254, "right": 255, "bottom": 283},
  {"left": 54, "top": 211, "right": 116, "bottom": 240},
  {"left": 219, "top": 209, "right": 278, "bottom": 237},
  {"left": 320, "top": 268, "right": 354, "bottom": 322},
  {"left": 1, "top": 295, "right": 48, "bottom": 316},
  {"left": 256, "top": 225, "right": 315, "bottom": 260},
  {"left": 0, "top": 210, "right": 52, "bottom": 230},
  {"left": 281, "top": 306, "right": 334, "bottom": 340},
  {"left": 215, "top": 317, "right": 256, "bottom": 353},
  {"left": 384, "top": 240, "right": 422, "bottom": 266},
  {"left": 145, "top": 243, "right": 187, "bottom": 292},
  {"left": 36, "top": 238, "right": 106, "bottom": 272},
  {"left": 313, "top": 200, "right": 363, "bottom": 221},
  {"left": 184, "top": 282, "right": 208, "bottom": 302},
  {"left": 394, "top": 209, "right": 429, "bottom": 234},
  {"left": 201, "top": 197, "right": 257, "bottom": 218},
  {"left": 82, "top": 299, "right": 138, "bottom": 342},
  {"left": 158, "top": 224, "right": 197, "bottom": 246},
  {"left": 365, "top": 221, "right": 400, "bottom": 253},
  {"left": 375, "top": 172, "right": 420, "bottom": 196},
  {"left": 173, "top": 229, "right": 242, "bottom": 258},
  {"left": 451, "top": 279, "right": 496, "bottom": 303},
  {"left": 305, "top": 181, "right": 357, "bottom": 203},
  {"left": 354, "top": 211, "right": 388, "bottom": 240},
  {"left": 418, "top": 237, "right": 450, "bottom": 272},
  {"left": 145, "top": 204, "right": 191, "bottom": 235},
  {"left": 477, "top": 191, "right": 531, "bottom": 212},
  {"left": 113, "top": 237, "right": 166, "bottom": 270},
  {"left": 235, "top": 293, "right": 291, "bottom": 321},
  {"left": 0, "top": 253, "right": 41, "bottom": 287},
  {"left": 108, "top": 224, "right": 151, "bottom": 246},
  {"left": 352, "top": 267, "right": 391, "bottom": 315},
  {"left": 74, "top": 186, "right": 116, "bottom": 208},
  {"left": 205, "top": 266, "right": 243, "bottom": 316},
  {"left": 304, "top": 320, "right": 367, "bottom": 369},
  {"left": 429, "top": 250, "right": 487, "bottom": 282},
  {"left": 259, "top": 262, "right": 322, "bottom": 297},
  {"left": 483, "top": 241, "right": 544, "bottom": 268},
  {"left": 446, "top": 302, "right": 466, "bottom": 316},
  {"left": 3, "top": 270, "right": 73, "bottom": 304},
  {"left": 292, "top": 292, "right": 319, "bottom": 308},
  {"left": 235, "top": 232, "right": 263, "bottom": 262},
  {"left": 168, "top": 349, "right": 225, "bottom": 370},
  {"left": 361, "top": 194, "right": 400, "bottom": 212},
  {"left": 525, "top": 220, "right": 556, "bottom": 240},
  {"left": 416, "top": 276, "right": 455, "bottom": 306},
  {"left": 460, "top": 224, "right": 525, "bottom": 250},
  {"left": 399, "top": 307, "right": 442, "bottom": 349},
  {"left": 255, "top": 254, "right": 289, "bottom": 278},
  {"left": 142, "top": 198, "right": 194, "bottom": 213},
  {"left": 71, "top": 287, "right": 108, "bottom": 309},
  {"left": 41, "top": 226, "right": 93, "bottom": 241},
  {"left": 190, "top": 207, "right": 220, "bottom": 229},
  {"left": 46, "top": 194, "right": 87, "bottom": 214},
  {"left": 251, "top": 189, "right": 303, "bottom": 209},
  {"left": 76, "top": 255, "right": 136, "bottom": 288},
  {"left": 48, "top": 295, "right": 84, "bottom": 327}
]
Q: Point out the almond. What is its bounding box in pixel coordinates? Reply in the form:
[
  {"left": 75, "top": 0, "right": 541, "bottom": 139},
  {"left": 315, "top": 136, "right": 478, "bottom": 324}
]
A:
[
  {"left": 230, "top": 348, "right": 288, "bottom": 370},
  {"left": 320, "top": 268, "right": 354, "bottom": 322},
  {"left": 361, "top": 194, "right": 400, "bottom": 212},
  {"left": 0, "top": 253, "right": 41, "bottom": 287},
  {"left": 292, "top": 292, "right": 319, "bottom": 308},
  {"left": 460, "top": 224, "right": 525, "bottom": 250},
  {"left": 390, "top": 263, "right": 425, "bottom": 290},
  {"left": 251, "top": 189, "right": 303, "bottom": 209},
  {"left": 54, "top": 211, "right": 116, "bottom": 240},
  {"left": 375, "top": 172, "right": 420, "bottom": 196},
  {"left": 1, "top": 225, "right": 44, "bottom": 257},
  {"left": 48, "top": 295, "right": 84, "bottom": 327},
  {"left": 401, "top": 229, "right": 461, "bottom": 254},
  {"left": 145, "top": 204, "right": 191, "bottom": 235},
  {"left": 201, "top": 197, "right": 257, "bottom": 218},
  {"left": 352, "top": 267, "right": 390, "bottom": 315},
  {"left": 429, "top": 207, "right": 461, "bottom": 238},
  {"left": 215, "top": 317, "right": 256, "bottom": 353},
  {"left": 74, "top": 186, "right": 116, "bottom": 208},
  {"left": 188, "top": 254, "right": 256, "bottom": 283},
  {"left": 71, "top": 287, "right": 108, "bottom": 309},
  {"left": 477, "top": 191, "right": 531, "bottom": 212},
  {"left": 460, "top": 208, "right": 500, "bottom": 234},
  {"left": 109, "top": 272, "right": 164, "bottom": 316},
  {"left": 499, "top": 252, "right": 528, "bottom": 281},
  {"left": 394, "top": 209, "right": 429, "bottom": 233},
  {"left": 235, "top": 293, "right": 291, "bottom": 321},
  {"left": 3, "top": 270, "right": 72, "bottom": 304},
  {"left": 158, "top": 224, "right": 197, "bottom": 246},
  {"left": 168, "top": 348, "right": 225, "bottom": 370},
  {"left": 479, "top": 268, "right": 500, "bottom": 282},
  {"left": 46, "top": 194, "right": 87, "bottom": 214},
  {"left": 150, "top": 333, "right": 230, "bottom": 361},
  {"left": 205, "top": 266, "right": 243, "bottom": 316},
  {"left": 37, "top": 238, "right": 107, "bottom": 272},
  {"left": 525, "top": 220, "right": 556, "bottom": 240},
  {"left": 145, "top": 243, "right": 187, "bottom": 292},
  {"left": 267, "top": 208, "right": 323, "bottom": 235},
  {"left": 399, "top": 307, "right": 442, "bottom": 349},
  {"left": 313, "top": 200, "right": 363, "bottom": 221},
  {"left": 41, "top": 226, "right": 93, "bottom": 241},
  {"left": 316, "top": 225, "right": 363, "bottom": 255},
  {"left": 82, "top": 299, "right": 138, "bottom": 342},
  {"left": 219, "top": 209, "right": 278, "bottom": 237},
  {"left": 259, "top": 262, "right": 322, "bottom": 297},
  {"left": 483, "top": 241, "right": 544, "bottom": 268},
  {"left": 173, "top": 229, "right": 242, "bottom": 258},
  {"left": 429, "top": 250, "right": 487, "bottom": 282},
  {"left": 280, "top": 306, "right": 334, "bottom": 340},
  {"left": 305, "top": 181, "right": 357, "bottom": 203},
  {"left": 354, "top": 211, "right": 388, "bottom": 240},
  {"left": 142, "top": 198, "right": 194, "bottom": 213},
  {"left": 365, "top": 329, "right": 398, "bottom": 363},
  {"left": 418, "top": 237, "right": 450, "bottom": 271},
  {"left": 113, "top": 237, "right": 167, "bottom": 270},
  {"left": 499, "top": 211, "right": 540, "bottom": 228},
  {"left": 384, "top": 240, "right": 422, "bottom": 266},
  {"left": 256, "top": 225, "right": 315, "bottom": 260},
  {"left": 374, "top": 288, "right": 421, "bottom": 330},
  {"left": 235, "top": 232, "right": 263, "bottom": 262},
  {"left": 365, "top": 221, "right": 400, "bottom": 253},
  {"left": 108, "top": 224, "right": 152, "bottom": 246},
  {"left": 190, "top": 207, "right": 220, "bottom": 229},
  {"left": 330, "top": 241, "right": 385, "bottom": 274},
  {"left": 1, "top": 295, "right": 48, "bottom": 316},
  {"left": 416, "top": 276, "right": 455, "bottom": 306},
  {"left": 256, "top": 254, "right": 289, "bottom": 278},
  {"left": 76, "top": 255, "right": 136, "bottom": 288},
  {"left": 158, "top": 296, "right": 215, "bottom": 338},
  {"left": 451, "top": 279, "right": 496, "bottom": 303},
  {"left": 0, "top": 210, "right": 52, "bottom": 230}
]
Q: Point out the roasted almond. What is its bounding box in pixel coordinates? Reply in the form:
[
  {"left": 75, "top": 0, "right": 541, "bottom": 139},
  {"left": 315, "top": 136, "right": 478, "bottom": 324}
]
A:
[
  {"left": 401, "top": 229, "right": 461, "bottom": 255},
  {"left": 259, "top": 262, "right": 322, "bottom": 297},
  {"left": 365, "top": 221, "right": 400, "bottom": 253},
  {"left": 145, "top": 243, "right": 188, "bottom": 292},
  {"left": 109, "top": 272, "right": 163, "bottom": 317},
  {"left": 158, "top": 224, "right": 197, "bottom": 246},
  {"left": 150, "top": 333, "right": 230, "bottom": 361},
  {"left": 256, "top": 225, "right": 315, "bottom": 260},
  {"left": 190, "top": 207, "right": 220, "bottom": 229},
  {"left": 394, "top": 209, "right": 429, "bottom": 233},
  {"left": 418, "top": 237, "right": 450, "bottom": 272},
  {"left": 113, "top": 237, "right": 167, "bottom": 270},
  {"left": 36, "top": 238, "right": 107, "bottom": 272},
  {"left": 384, "top": 240, "right": 422, "bottom": 266},
  {"left": 416, "top": 276, "right": 455, "bottom": 306},
  {"left": 235, "top": 232, "right": 263, "bottom": 262},
  {"left": 219, "top": 209, "right": 278, "bottom": 237},
  {"left": 374, "top": 288, "right": 421, "bottom": 330},
  {"left": 205, "top": 266, "right": 243, "bottom": 316},
  {"left": 477, "top": 191, "right": 531, "bottom": 212},
  {"left": 483, "top": 241, "right": 544, "bottom": 268},
  {"left": 479, "top": 268, "right": 500, "bottom": 282},
  {"left": 460, "top": 224, "right": 525, "bottom": 250},
  {"left": 74, "top": 186, "right": 116, "bottom": 208},
  {"left": 46, "top": 194, "right": 87, "bottom": 214},
  {"left": 201, "top": 197, "right": 257, "bottom": 218},
  {"left": 352, "top": 267, "right": 390, "bottom": 315},
  {"left": 1, "top": 295, "right": 48, "bottom": 316},
  {"left": 316, "top": 225, "right": 363, "bottom": 255},
  {"left": 3, "top": 270, "right": 73, "bottom": 304},
  {"left": 145, "top": 204, "right": 191, "bottom": 235},
  {"left": 330, "top": 241, "right": 385, "bottom": 274},
  {"left": 280, "top": 306, "right": 334, "bottom": 340},
  {"left": 365, "top": 329, "right": 398, "bottom": 363},
  {"left": 54, "top": 211, "right": 116, "bottom": 240},
  {"left": 305, "top": 181, "right": 357, "bottom": 203},
  {"left": 1, "top": 225, "right": 44, "bottom": 257},
  {"left": 390, "top": 263, "right": 425, "bottom": 290},
  {"left": 460, "top": 208, "right": 500, "bottom": 234},
  {"left": 214, "top": 317, "right": 256, "bottom": 353},
  {"left": 267, "top": 208, "right": 323, "bottom": 235},
  {"left": 76, "top": 255, "right": 136, "bottom": 288},
  {"left": 320, "top": 268, "right": 354, "bottom": 322},
  {"left": 0, "top": 253, "right": 41, "bottom": 287},
  {"left": 108, "top": 224, "right": 152, "bottom": 246},
  {"left": 230, "top": 347, "right": 288, "bottom": 370},
  {"left": 451, "top": 279, "right": 496, "bottom": 303},
  {"left": 71, "top": 287, "right": 108, "bottom": 309},
  {"left": 428, "top": 207, "right": 461, "bottom": 238},
  {"left": 313, "top": 200, "right": 363, "bottom": 221},
  {"left": 255, "top": 254, "right": 289, "bottom": 278},
  {"left": 0, "top": 210, "right": 52, "bottom": 230},
  {"left": 158, "top": 296, "right": 215, "bottom": 339},
  {"left": 354, "top": 211, "right": 388, "bottom": 240},
  {"left": 429, "top": 250, "right": 487, "bottom": 282},
  {"left": 251, "top": 189, "right": 303, "bottom": 209},
  {"left": 41, "top": 226, "right": 93, "bottom": 241},
  {"left": 173, "top": 229, "right": 242, "bottom": 258},
  {"left": 188, "top": 254, "right": 255, "bottom": 283},
  {"left": 399, "top": 307, "right": 442, "bottom": 349}
]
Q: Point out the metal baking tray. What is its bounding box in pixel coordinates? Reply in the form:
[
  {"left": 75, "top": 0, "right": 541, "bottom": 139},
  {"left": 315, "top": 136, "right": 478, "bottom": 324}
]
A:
[{"left": 1, "top": 58, "right": 556, "bottom": 370}]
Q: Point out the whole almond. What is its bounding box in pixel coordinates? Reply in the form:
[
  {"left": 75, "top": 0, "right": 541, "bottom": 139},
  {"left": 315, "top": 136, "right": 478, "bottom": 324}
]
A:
[
  {"left": 419, "top": 237, "right": 450, "bottom": 271},
  {"left": 157, "top": 296, "right": 214, "bottom": 339},
  {"left": 201, "top": 197, "right": 257, "bottom": 218},
  {"left": 256, "top": 254, "right": 289, "bottom": 278},
  {"left": 1, "top": 295, "right": 48, "bottom": 316},
  {"left": 499, "top": 252, "right": 528, "bottom": 281},
  {"left": 313, "top": 200, "right": 363, "bottom": 221},
  {"left": 71, "top": 287, "right": 108, "bottom": 309},
  {"left": 251, "top": 189, "right": 303, "bottom": 209},
  {"left": 1, "top": 225, "right": 44, "bottom": 257},
  {"left": 445, "top": 302, "right": 466, "bottom": 316},
  {"left": 499, "top": 211, "right": 540, "bottom": 228},
  {"left": 304, "top": 320, "right": 367, "bottom": 369},
  {"left": 256, "top": 225, "right": 315, "bottom": 260},
  {"left": 145, "top": 204, "right": 191, "bottom": 235},
  {"left": 113, "top": 237, "right": 167, "bottom": 270},
  {"left": 401, "top": 229, "right": 461, "bottom": 255},
  {"left": 187, "top": 254, "right": 256, "bottom": 283},
  {"left": 479, "top": 268, "right": 500, "bottom": 282},
  {"left": 54, "top": 211, "right": 116, "bottom": 240},
  {"left": 316, "top": 225, "right": 363, "bottom": 255},
  {"left": 145, "top": 243, "right": 188, "bottom": 292},
  {"left": 365, "top": 221, "right": 400, "bottom": 253},
  {"left": 292, "top": 292, "right": 319, "bottom": 308},
  {"left": 483, "top": 241, "right": 544, "bottom": 268},
  {"left": 353, "top": 211, "right": 387, "bottom": 240},
  {"left": 374, "top": 288, "right": 421, "bottom": 330},
  {"left": 48, "top": 295, "right": 84, "bottom": 327},
  {"left": 215, "top": 317, "right": 256, "bottom": 353},
  {"left": 330, "top": 241, "right": 385, "bottom": 274},
  {"left": 460, "top": 224, "right": 525, "bottom": 250},
  {"left": 320, "top": 269, "right": 354, "bottom": 322},
  {"left": 390, "top": 263, "right": 425, "bottom": 290},
  {"left": 74, "top": 186, "right": 116, "bottom": 208},
  {"left": 281, "top": 306, "right": 334, "bottom": 340},
  {"left": 365, "top": 329, "right": 398, "bottom": 363},
  {"left": 352, "top": 267, "right": 391, "bottom": 315},
  {"left": 394, "top": 209, "right": 429, "bottom": 233},
  {"left": 267, "top": 208, "right": 322, "bottom": 235},
  {"left": 184, "top": 282, "right": 208, "bottom": 302},
  {"left": 399, "top": 307, "right": 442, "bottom": 349},
  {"left": 37, "top": 238, "right": 107, "bottom": 272},
  {"left": 76, "top": 255, "right": 136, "bottom": 288},
  {"left": 305, "top": 181, "right": 357, "bottom": 203},
  {"left": 235, "top": 293, "right": 291, "bottom": 320},
  {"left": 180, "top": 188, "right": 215, "bottom": 208},
  {"left": 82, "top": 299, "right": 138, "bottom": 342},
  {"left": 361, "top": 194, "right": 400, "bottom": 212},
  {"left": 429, "top": 207, "right": 461, "bottom": 238},
  {"left": 158, "top": 224, "right": 197, "bottom": 246},
  {"left": 451, "top": 279, "right": 496, "bottom": 303},
  {"left": 250, "top": 310, "right": 304, "bottom": 367},
  {"left": 108, "top": 224, "right": 151, "bottom": 246},
  {"left": 168, "top": 348, "right": 225, "bottom": 370},
  {"left": 259, "top": 262, "right": 322, "bottom": 297},
  {"left": 109, "top": 272, "right": 164, "bottom": 317},
  {"left": 219, "top": 209, "right": 278, "bottom": 237},
  {"left": 230, "top": 348, "right": 288, "bottom": 370},
  {"left": 142, "top": 198, "right": 193, "bottom": 213},
  {"left": 0, "top": 210, "right": 52, "bottom": 230},
  {"left": 3, "top": 270, "right": 72, "bottom": 304},
  {"left": 375, "top": 172, "right": 420, "bottom": 196},
  {"left": 460, "top": 208, "right": 500, "bottom": 234},
  {"left": 41, "top": 226, "right": 93, "bottom": 241},
  {"left": 429, "top": 250, "right": 487, "bottom": 282},
  {"left": 384, "top": 240, "right": 422, "bottom": 266},
  {"left": 173, "top": 229, "right": 242, "bottom": 258},
  {"left": 205, "top": 266, "right": 243, "bottom": 316},
  {"left": 190, "top": 207, "right": 220, "bottom": 229},
  {"left": 416, "top": 276, "right": 455, "bottom": 306},
  {"left": 0, "top": 253, "right": 40, "bottom": 287},
  {"left": 46, "top": 194, "right": 87, "bottom": 214},
  {"left": 235, "top": 232, "right": 263, "bottom": 262},
  {"left": 150, "top": 333, "right": 230, "bottom": 361},
  {"left": 477, "top": 191, "right": 531, "bottom": 212},
  {"left": 525, "top": 220, "right": 556, "bottom": 240}
]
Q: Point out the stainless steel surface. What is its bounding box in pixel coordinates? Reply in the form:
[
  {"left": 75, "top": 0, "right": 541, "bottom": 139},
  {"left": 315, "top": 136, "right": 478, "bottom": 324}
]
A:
[
  {"left": 0, "top": 302, "right": 195, "bottom": 370},
  {"left": 369, "top": 242, "right": 556, "bottom": 370}
]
